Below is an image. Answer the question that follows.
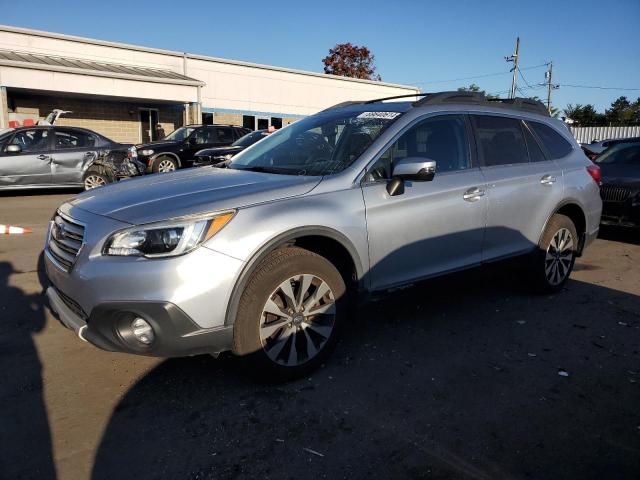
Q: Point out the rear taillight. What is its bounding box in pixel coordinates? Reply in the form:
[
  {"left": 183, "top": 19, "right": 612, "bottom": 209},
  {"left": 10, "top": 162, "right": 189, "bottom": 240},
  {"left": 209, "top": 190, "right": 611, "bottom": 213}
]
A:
[{"left": 586, "top": 164, "right": 602, "bottom": 186}]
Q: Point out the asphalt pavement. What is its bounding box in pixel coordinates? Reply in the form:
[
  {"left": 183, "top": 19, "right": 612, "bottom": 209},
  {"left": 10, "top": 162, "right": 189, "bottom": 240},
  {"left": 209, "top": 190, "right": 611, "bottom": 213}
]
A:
[{"left": 0, "top": 190, "right": 638, "bottom": 480}]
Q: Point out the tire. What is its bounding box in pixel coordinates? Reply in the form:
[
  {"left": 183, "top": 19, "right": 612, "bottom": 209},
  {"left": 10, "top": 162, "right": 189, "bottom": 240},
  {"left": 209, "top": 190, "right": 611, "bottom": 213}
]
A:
[
  {"left": 83, "top": 170, "right": 110, "bottom": 190},
  {"left": 152, "top": 156, "right": 178, "bottom": 173},
  {"left": 530, "top": 214, "right": 578, "bottom": 293},
  {"left": 233, "top": 247, "right": 347, "bottom": 381}
]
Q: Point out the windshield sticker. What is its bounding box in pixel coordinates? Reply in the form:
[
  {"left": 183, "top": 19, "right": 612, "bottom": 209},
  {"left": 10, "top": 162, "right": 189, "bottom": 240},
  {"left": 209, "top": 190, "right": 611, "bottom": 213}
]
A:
[{"left": 356, "top": 111, "right": 401, "bottom": 120}]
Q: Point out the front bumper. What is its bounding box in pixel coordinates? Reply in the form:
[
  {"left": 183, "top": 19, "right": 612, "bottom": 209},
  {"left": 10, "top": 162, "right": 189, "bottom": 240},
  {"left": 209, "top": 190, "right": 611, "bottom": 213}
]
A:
[
  {"left": 601, "top": 202, "right": 640, "bottom": 227},
  {"left": 44, "top": 204, "right": 244, "bottom": 357},
  {"left": 47, "top": 287, "right": 234, "bottom": 356}
]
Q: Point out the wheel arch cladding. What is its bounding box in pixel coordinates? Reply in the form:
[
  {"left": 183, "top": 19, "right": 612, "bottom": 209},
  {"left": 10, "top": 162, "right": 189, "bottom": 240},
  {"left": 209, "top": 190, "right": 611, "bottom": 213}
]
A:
[
  {"left": 153, "top": 152, "right": 181, "bottom": 167},
  {"left": 224, "top": 227, "right": 363, "bottom": 326},
  {"left": 555, "top": 202, "right": 587, "bottom": 249}
]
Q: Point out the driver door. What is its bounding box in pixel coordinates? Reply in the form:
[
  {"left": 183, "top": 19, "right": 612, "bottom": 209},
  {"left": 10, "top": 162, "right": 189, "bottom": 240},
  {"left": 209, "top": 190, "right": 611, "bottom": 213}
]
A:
[
  {"left": 0, "top": 128, "right": 53, "bottom": 187},
  {"left": 361, "top": 114, "right": 487, "bottom": 290}
]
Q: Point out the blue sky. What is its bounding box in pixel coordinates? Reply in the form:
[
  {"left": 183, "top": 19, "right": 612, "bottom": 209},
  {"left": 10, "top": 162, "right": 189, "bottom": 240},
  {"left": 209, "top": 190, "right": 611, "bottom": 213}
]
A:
[{"left": 1, "top": 0, "right": 638, "bottom": 112}]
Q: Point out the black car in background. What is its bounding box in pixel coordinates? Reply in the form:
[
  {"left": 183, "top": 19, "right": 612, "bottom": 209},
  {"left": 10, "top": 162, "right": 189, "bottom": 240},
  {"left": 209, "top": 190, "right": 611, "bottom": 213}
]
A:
[
  {"left": 193, "top": 129, "right": 271, "bottom": 167},
  {"left": 582, "top": 137, "right": 640, "bottom": 160},
  {"left": 135, "top": 124, "right": 251, "bottom": 173},
  {"left": 595, "top": 142, "right": 640, "bottom": 227}
]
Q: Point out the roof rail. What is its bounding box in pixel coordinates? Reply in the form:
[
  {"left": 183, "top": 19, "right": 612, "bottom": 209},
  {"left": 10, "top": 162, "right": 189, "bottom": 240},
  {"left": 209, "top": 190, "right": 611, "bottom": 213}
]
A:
[
  {"left": 413, "top": 91, "right": 549, "bottom": 116},
  {"left": 322, "top": 93, "right": 427, "bottom": 112},
  {"left": 322, "top": 91, "right": 549, "bottom": 116}
]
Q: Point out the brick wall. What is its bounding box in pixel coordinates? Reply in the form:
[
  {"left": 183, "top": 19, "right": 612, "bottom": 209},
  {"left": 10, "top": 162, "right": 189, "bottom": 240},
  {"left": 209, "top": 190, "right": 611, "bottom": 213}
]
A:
[
  {"left": 213, "top": 112, "right": 243, "bottom": 126},
  {"left": 7, "top": 94, "right": 184, "bottom": 144}
]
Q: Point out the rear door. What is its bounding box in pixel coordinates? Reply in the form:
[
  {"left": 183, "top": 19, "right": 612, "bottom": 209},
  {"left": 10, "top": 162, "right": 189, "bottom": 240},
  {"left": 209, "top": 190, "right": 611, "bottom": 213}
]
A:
[
  {"left": 471, "top": 114, "right": 564, "bottom": 260},
  {"left": 50, "top": 128, "right": 100, "bottom": 185},
  {"left": 0, "top": 128, "right": 53, "bottom": 186}
]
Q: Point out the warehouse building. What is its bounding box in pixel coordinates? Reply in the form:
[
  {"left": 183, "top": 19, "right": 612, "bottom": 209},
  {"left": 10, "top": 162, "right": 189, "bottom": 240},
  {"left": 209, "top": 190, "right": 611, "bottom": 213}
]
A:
[{"left": 0, "top": 25, "right": 419, "bottom": 143}]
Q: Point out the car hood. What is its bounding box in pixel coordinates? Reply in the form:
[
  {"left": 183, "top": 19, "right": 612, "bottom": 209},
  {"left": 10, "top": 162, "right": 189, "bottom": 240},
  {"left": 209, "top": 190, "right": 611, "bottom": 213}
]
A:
[
  {"left": 135, "top": 140, "right": 177, "bottom": 150},
  {"left": 196, "top": 146, "right": 244, "bottom": 156},
  {"left": 70, "top": 167, "right": 322, "bottom": 224},
  {"left": 599, "top": 164, "right": 640, "bottom": 185}
]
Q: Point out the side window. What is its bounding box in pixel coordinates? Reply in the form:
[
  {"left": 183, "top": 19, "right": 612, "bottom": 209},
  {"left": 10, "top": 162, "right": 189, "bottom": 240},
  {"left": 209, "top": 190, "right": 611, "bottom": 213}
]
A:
[
  {"left": 366, "top": 115, "right": 470, "bottom": 181},
  {"left": 472, "top": 115, "right": 528, "bottom": 166},
  {"left": 527, "top": 121, "right": 573, "bottom": 159},
  {"left": 522, "top": 124, "right": 547, "bottom": 162},
  {"left": 216, "top": 127, "right": 233, "bottom": 144},
  {"left": 54, "top": 129, "right": 96, "bottom": 149},
  {"left": 193, "top": 128, "right": 217, "bottom": 144},
  {"left": 8, "top": 129, "right": 51, "bottom": 153}
]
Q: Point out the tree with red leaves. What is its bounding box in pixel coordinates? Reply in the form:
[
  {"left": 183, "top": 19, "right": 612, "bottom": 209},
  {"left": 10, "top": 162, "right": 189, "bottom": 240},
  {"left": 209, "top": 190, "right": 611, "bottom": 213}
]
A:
[{"left": 322, "top": 43, "right": 381, "bottom": 81}]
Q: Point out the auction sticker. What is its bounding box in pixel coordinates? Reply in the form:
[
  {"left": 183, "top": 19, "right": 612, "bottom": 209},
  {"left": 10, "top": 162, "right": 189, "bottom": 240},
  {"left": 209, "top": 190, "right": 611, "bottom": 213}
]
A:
[{"left": 357, "top": 111, "right": 402, "bottom": 120}]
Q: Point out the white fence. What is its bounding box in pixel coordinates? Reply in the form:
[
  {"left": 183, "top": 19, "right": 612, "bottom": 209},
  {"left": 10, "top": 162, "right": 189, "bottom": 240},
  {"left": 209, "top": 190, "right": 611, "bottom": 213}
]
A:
[{"left": 570, "top": 126, "right": 640, "bottom": 144}]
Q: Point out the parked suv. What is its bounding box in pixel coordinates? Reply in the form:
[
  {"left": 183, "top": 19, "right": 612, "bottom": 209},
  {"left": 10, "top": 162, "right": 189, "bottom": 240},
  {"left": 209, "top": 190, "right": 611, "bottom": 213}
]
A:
[
  {"left": 135, "top": 124, "right": 251, "bottom": 173},
  {"left": 0, "top": 126, "right": 140, "bottom": 190},
  {"left": 45, "top": 92, "right": 602, "bottom": 379}
]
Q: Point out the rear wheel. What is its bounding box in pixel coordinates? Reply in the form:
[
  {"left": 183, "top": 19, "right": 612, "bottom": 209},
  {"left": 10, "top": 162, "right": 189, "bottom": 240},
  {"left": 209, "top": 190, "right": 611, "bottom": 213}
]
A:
[
  {"left": 152, "top": 156, "right": 178, "bottom": 173},
  {"left": 530, "top": 214, "right": 578, "bottom": 293},
  {"left": 233, "top": 247, "right": 346, "bottom": 381},
  {"left": 83, "top": 170, "right": 109, "bottom": 190}
]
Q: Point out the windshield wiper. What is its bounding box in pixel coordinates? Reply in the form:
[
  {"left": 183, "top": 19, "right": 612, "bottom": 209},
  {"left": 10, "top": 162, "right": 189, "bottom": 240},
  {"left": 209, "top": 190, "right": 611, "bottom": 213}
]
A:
[{"left": 231, "top": 165, "right": 293, "bottom": 175}]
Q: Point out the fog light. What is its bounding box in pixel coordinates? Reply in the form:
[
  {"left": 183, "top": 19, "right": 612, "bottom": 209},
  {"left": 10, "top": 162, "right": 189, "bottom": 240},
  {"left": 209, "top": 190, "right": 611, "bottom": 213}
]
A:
[{"left": 131, "top": 317, "right": 154, "bottom": 345}]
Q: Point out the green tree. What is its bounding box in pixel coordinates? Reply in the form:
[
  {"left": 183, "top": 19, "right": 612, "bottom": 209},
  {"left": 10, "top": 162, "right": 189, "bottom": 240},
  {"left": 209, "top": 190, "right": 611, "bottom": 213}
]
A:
[
  {"left": 605, "top": 96, "right": 634, "bottom": 125},
  {"left": 563, "top": 104, "right": 606, "bottom": 126},
  {"left": 457, "top": 83, "right": 498, "bottom": 99}
]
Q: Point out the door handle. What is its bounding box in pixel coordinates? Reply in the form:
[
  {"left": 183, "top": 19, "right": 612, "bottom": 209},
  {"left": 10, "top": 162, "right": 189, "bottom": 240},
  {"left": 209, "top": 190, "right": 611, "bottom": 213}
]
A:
[
  {"left": 540, "top": 174, "right": 557, "bottom": 186},
  {"left": 37, "top": 154, "right": 49, "bottom": 161},
  {"left": 463, "top": 187, "right": 485, "bottom": 202}
]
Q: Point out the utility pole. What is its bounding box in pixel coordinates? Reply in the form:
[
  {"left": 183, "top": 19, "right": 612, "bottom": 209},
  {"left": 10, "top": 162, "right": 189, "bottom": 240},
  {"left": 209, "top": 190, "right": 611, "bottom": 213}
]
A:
[
  {"left": 505, "top": 37, "right": 520, "bottom": 99},
  {"left": 546, "top": 61, "right": 554, "bottom": 112},
  {"left": 544, "top": 62, "right": 560, "bottom": 114}
]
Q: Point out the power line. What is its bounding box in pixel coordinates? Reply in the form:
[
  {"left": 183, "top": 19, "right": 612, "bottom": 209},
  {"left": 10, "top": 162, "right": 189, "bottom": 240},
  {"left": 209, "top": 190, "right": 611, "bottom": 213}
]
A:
[
  {"left": 404, "top": 63, "right": 548, "bottom": 85},
  {"left": 558, "top": 84, "right": 640, "bottom": 91}
]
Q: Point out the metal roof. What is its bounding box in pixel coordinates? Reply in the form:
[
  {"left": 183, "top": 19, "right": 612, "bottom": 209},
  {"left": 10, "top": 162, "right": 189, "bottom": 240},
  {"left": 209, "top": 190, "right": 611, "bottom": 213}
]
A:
[
  {"left": 0, "top": 49, "right": 204, "bottom": 86},
  {"left": 0, "top": 25, "right": 419, "bottom": 91}
]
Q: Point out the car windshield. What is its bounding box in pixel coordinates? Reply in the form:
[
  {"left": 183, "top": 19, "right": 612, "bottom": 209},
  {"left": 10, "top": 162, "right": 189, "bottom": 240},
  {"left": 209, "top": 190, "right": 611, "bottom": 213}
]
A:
[
  {"left": 229, "top": 109, "right": 402, "bottom": 176},
  {"left": 164, "top": 126, "right": 196, "bottom": 142},
  {"left": 595, "top": 143, "right": 640, "bottom": 165},
  {"left": 233, "top": 130, "right": 269, "bottom": 148}
]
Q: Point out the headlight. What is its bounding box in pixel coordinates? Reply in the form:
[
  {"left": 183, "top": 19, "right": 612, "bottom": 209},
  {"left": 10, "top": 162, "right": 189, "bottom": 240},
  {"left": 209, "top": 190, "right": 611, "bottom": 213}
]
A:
[
  {"left": 140, "top": 149, "right": 154, "bottom": 156},
  {"left": 103, "top": 211, "right": 235, "bottom": 258},
  {"left": 223, "top": 154, "right": 234, "bottom": 160}
]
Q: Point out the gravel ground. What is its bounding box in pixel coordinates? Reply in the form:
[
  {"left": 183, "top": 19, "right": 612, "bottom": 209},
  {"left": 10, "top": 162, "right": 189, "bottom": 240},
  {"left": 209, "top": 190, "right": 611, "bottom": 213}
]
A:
[{"left": 0, "top": 190, "right": 638, "bottom": 480}]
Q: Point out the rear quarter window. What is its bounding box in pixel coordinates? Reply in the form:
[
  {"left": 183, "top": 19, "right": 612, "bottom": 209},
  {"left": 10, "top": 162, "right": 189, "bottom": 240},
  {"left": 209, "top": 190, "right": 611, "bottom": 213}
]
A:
[{"left": 527, "top": 121, "right": 573, "bottom": 159}]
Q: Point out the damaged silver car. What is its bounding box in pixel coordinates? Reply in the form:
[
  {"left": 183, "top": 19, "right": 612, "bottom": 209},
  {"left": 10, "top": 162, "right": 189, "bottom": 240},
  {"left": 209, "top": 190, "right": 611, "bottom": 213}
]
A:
[{"left": 0, "top": 125, "right": 143, "bottom": 190}]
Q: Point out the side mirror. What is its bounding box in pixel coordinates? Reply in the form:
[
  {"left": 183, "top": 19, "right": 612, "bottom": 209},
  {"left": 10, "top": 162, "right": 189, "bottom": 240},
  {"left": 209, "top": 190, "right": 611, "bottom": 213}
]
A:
[
  {"left": 188, "top": 137, "right": 197, "bottom": 145},
  {"left": 386, "top": 157, "right": 436, "bottom": 197},
  {"left": 5, "top": 144, "right": 21, "bottom": 154},
  {"left": 393, "top": 157, "right": 436, "bottom": 181}
]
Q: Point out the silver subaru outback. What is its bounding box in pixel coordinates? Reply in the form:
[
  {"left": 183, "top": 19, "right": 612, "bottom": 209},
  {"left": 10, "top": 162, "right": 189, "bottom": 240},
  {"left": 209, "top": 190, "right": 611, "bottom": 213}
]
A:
[{"left": 45, "top": 92, "right": 602, "bottom": 379}]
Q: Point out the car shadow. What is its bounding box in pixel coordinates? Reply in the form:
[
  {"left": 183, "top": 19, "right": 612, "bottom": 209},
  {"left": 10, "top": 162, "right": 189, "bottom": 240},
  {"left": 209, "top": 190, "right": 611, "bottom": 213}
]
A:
[
  {"left": 91, "top": 261, "right": 640, "bottom": 480},
  {"left": 0, "top": 255, "right": 56, "bottom": 479},
  {"left": 598, "top": 225, "right": 640, "bottom": 246}
]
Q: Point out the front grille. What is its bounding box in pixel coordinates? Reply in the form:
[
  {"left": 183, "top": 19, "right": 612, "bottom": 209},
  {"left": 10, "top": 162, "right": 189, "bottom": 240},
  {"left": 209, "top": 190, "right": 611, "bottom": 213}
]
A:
[
  {"left": 54, "top": 287, "right": 88, "bottom": 321},
  {"left": 600, "top": 185, "right": 631, "bottom": 203},
  {"left": 47, "top": 212, "right": 85, "bottom": 272}
]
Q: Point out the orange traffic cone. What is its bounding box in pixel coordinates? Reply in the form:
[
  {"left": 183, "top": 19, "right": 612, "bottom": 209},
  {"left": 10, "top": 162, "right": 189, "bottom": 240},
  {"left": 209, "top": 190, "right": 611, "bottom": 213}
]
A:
[{"left": 0, "top": 224, "right": 33, "bottom": 235}]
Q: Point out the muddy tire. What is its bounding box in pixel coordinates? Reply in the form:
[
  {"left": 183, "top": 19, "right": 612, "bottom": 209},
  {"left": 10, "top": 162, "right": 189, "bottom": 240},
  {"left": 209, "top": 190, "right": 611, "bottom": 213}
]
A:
[{"left": 233, "top": 247, "right": 346, "bottom": 381}]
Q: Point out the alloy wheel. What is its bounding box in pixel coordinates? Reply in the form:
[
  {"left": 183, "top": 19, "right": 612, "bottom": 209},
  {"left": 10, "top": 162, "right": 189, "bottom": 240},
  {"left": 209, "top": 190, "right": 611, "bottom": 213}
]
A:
[
  {"left": 84, "top": 175, "right": 107, "bottom": 189},
  {"left": 259, "top": 274, "right": 336, "bottom": 366},
  {"left": 545, "top": 228, "right": 574, "bottom": 286},
  {"left": 157, "top": 159, "right": 176, "bottom": 172}
]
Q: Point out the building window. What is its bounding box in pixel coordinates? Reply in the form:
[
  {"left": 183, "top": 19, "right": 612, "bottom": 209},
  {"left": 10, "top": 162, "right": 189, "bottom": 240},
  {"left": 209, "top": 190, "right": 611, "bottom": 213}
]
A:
[
  {"left": 243, "top": 115, "right": 255, "bottom": 130},
  {"left": 271, "top": 117, "right": 282, "bottom": 129},
  {"left": 202, "top": 113, "right": 214, "bottom": 125}
]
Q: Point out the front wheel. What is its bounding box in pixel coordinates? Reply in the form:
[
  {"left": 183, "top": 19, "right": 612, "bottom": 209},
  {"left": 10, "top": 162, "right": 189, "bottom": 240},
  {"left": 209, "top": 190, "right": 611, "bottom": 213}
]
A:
[
  {"left": 530, "top": 214, "right": 578, "bottom": 293},
  {"left": 233, "top": 247, "right": 346, "bottom": 381},
  {"left": 152, "top": 156, "right": 178, "bottom": 173}
]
